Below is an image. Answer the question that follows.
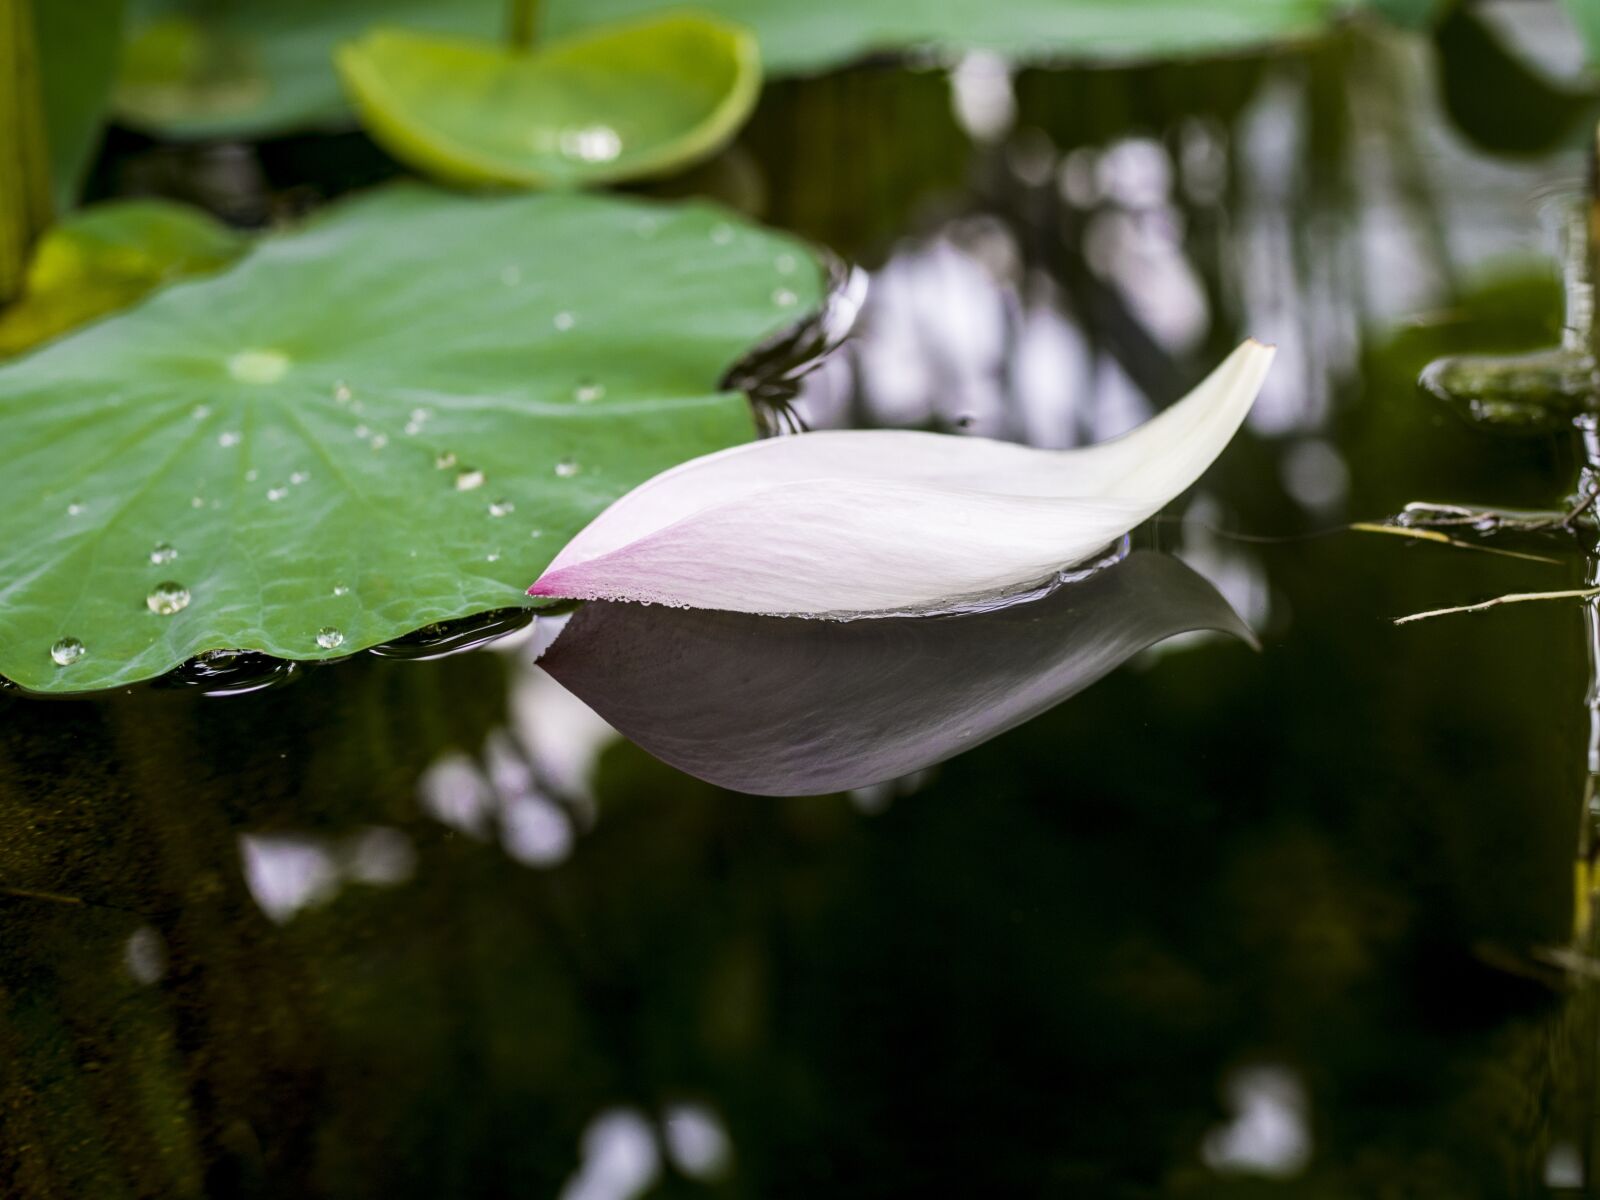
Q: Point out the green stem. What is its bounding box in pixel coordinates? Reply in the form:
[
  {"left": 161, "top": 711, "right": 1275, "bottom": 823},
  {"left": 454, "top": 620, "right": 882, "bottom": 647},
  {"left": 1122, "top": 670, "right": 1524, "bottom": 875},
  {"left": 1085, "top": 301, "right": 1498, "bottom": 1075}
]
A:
[
  {"left": 0, "top": 0, "right": 51, "bottom": 307},
  {"left": 507, "top": 0, "right": 540, "bottom": 50}
]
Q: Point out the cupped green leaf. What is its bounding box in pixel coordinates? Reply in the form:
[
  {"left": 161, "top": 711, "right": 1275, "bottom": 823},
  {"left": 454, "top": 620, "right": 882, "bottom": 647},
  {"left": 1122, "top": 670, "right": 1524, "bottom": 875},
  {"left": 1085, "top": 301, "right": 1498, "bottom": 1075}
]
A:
[
  {"left": 335, "top": 14, "right": 760, "bottom": 188},
  {"left": 0, "top": 199, "right": 243, "bottom": 359},
  {"left": 0, "top": 184, "right": 822, "bottom": 693}
]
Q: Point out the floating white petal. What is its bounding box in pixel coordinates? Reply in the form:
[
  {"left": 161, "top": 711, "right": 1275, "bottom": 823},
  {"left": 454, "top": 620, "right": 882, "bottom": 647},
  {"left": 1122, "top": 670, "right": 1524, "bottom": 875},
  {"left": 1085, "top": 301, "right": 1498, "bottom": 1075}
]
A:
[{"left": 529, "top": 339, "right": 1274, "bottom": 617}]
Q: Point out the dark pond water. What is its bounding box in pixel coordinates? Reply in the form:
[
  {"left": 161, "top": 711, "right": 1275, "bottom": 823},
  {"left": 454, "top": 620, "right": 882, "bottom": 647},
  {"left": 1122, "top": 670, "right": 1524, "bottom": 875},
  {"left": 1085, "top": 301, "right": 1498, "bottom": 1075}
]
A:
[{"left": 9, "top": 10, "right": 1600, "bottom": 1197}]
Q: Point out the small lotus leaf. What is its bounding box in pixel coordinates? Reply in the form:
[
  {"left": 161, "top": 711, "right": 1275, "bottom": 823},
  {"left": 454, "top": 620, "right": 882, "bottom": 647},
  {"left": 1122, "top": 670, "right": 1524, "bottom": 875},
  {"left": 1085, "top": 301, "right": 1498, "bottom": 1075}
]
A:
[{"left": 0, "top": 184, "right": 821, "bottom": 693}]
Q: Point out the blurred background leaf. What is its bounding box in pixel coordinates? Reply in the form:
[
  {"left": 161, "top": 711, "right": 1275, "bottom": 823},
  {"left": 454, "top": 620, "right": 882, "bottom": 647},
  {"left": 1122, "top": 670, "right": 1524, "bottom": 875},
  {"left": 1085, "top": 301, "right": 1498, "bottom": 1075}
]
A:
[
  {"left": 32, "top": 0, "right": 125, "bottom": 208},
  {"left": 0, "top": 199, "right": 241, "bottom": 359}
]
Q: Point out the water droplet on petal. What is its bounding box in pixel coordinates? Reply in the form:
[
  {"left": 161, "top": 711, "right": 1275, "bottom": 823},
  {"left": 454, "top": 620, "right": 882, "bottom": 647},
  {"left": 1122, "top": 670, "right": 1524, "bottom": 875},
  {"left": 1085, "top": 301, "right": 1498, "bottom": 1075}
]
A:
[
  {"left": 150, "top": 542, "right": 177, "bottom": 566},
  {"left": 488, "top": 499, "right": 514, "bottom": 518},
  {"left": 146, "top": 581, "right": 191, "bottom": 615},
  {"left": 218, "top": 430, "right": 242, "bottom": 448},
  {"left": 553, "top": 311, "right": 576, "bottom": 333},
  {"left": 554, "top": 458, "right": 579, "bottom": 478},
  {"left": 50, "top": 637, "right": 85, "bottom": 666},
  {"left": 455, "top": 468, "right": 485, "bottom": 491},
  {"left": 435, "top": 451, "right": 458, "bottom": 470},
  {"left": 266, "top": 486, "right": 288, "bottom": 502},
  {"left": 574, "top": 380, "right": 605, "bottom": 404},
  {"left": 316, "top": 627, "right": 345, "bottom": 650}
]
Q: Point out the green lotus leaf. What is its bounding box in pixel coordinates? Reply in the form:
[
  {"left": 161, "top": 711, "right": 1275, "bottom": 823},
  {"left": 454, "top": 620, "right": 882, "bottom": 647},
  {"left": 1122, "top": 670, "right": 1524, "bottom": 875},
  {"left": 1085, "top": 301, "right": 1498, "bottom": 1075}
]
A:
[
  {"left": 334, "top": 14, "right": 760, "bottom": 189},
  {"left": 0, "top": 199, "right": 243, "bottom": 359},
  {"left": 547, "top": 0, "right": 1358, "bottom": 75},
  {"left": 0, "top": 184, "right": 822, "bottom": 694},
  {"left": 115, "top": 0, "right": 1375, "bottom": 139}
]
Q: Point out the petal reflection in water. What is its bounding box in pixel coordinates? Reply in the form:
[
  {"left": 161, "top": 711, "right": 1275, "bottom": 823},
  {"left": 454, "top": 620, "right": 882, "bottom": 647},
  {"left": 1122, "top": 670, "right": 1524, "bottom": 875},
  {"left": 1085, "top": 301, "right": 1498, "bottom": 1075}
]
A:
[{"left": 538, "top": 551, "right": 1254, "bottom": 797}]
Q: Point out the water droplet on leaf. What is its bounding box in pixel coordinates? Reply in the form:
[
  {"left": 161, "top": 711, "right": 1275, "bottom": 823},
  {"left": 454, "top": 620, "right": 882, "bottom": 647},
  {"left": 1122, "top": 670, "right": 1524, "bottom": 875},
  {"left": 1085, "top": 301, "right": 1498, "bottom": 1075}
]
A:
[
  {"left": 150, "top": 542, "right": 177, "bottom": 565},
  {"left": 266, "top": 486, "right": 288, "bottom": 502},
  {"left": 455, "top": 467, "right": 486, "bottom": 491},
  {"left": 146, "top": 581, "right": 191, "bottom": 615},
  {"left": 554, "top": 458, "right": 579, "bottom": 478},
  {"left": 435, "top": 451, "right": 458, "bottom": 470},
  {"left": 218, "top": 430, "right": 242, "bottom": 448},
  {"left": 227, "top": 349, "right": 289, "bottom": 384},
  {"left": 553, "top": 311, "right": 576, "bottom": 332},
  {"left": 575, "top": 381, "right": 604, "bottom": 404},
  {"left": 316, "top": 627, "right": 345, "bottom": 650},
  {"left": 488, "top": 499, "right": 514, "bottom": 518},
  {"left": 558, "top": 125, "right": 622, "bottom": 163},
  {"left": 50, "top": 637, "right": 85, "bottom": 666}
]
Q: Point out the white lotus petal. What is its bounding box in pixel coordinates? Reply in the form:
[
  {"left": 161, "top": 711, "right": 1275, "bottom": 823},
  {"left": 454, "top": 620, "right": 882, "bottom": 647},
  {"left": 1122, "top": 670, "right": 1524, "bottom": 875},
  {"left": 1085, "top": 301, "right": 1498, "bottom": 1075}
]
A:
[{"left": 530, "top": 339, "right": 1273, "bottom": 616}]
